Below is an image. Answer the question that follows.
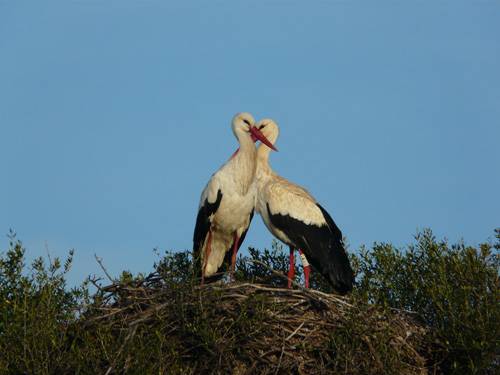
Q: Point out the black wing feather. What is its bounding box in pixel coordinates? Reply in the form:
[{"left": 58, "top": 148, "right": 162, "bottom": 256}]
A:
[
  {"left": 267, "top": 203, "right": 354, "bottom": 294},
  {"left": 193, "top": 189, "right": 223, "bottom": 261}
]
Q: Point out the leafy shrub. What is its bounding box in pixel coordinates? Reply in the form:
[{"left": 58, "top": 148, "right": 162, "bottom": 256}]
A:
[
  {"left": 355, "top": 228, "right": 500, "bottom": 374},
  {"left": 0, "top": 231, "right": 89, "bottom": 374},
  {"left": 235, "top": 241, "right": 291, "bottom": 286}
]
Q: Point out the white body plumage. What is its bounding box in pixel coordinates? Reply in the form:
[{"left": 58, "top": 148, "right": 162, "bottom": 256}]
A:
[
  {"left": 254, "top": 119, "right": 354, "bottom": 294},
  {"left": 197, "top": 145, "right": 257, "bottom": 276},
  {"left": 193, "top": 113, "right": 262, "bottom": 280}
]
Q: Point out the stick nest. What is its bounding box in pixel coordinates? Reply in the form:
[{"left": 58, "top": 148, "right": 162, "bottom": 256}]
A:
[{"left": 81, "top": 271, "right": 430, "bottom": 374}]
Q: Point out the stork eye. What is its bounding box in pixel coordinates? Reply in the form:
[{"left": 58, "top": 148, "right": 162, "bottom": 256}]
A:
[
  {"left": 259, "top": 124, "right": 266, "bottom": 130},
  {"left": 243, "top": 119, "right": 251, "bottom": 126}
]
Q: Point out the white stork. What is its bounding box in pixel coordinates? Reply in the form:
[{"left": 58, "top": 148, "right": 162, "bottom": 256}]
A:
[
  {"left": 193, "top": 113, "right": 277, "bottom": 283},
  {"left": 254, "top": 119, "right": 354, "bottom": 294}
]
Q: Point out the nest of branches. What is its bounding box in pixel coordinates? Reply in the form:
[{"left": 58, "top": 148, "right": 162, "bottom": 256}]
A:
[{"left": 78, "top": 267, "right": 429, "bottom": 375}]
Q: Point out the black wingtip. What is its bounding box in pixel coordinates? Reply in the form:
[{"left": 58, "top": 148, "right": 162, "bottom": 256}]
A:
[
  {"left": 330, "top": 270, "right": 355, "bottom": 295},
  {"left": 316, "top": 203, "right": 355, "bottom": 294},
  {"left": 326, "top": 246, "right": 355, "bottom": 295}
]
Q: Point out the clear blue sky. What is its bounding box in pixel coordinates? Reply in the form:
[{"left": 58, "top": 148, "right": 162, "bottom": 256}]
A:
[{"left": 1, "top": 1, "right": 499, "bottom": 285}]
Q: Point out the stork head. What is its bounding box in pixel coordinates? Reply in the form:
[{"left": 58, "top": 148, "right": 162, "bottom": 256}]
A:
[
  {"left": 253, "top": 119, "right": 279, "bottom": 150},
  {"left": 232, "top": 112, "right": 256, "bottom": 137},
  {"left": 232, "top": 112, "right": 277, "bottom": 151}
]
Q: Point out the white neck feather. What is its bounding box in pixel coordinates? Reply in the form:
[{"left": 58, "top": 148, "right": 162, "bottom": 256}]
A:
[
  {"left": 256, "top": 144, "right": 274, "bottom": 182},
  {"left": 228, "top": 133, "right": 257, "bottom": 195}
]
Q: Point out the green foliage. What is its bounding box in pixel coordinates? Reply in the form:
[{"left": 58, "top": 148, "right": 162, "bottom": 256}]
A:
[
  {"left": 234, "top": 241, "right": 291, "bottom": 286},
  {"left": 0, "top": 231, "right": 89, "bottom": 374},
  {"left": 0, "top": 229, "right": 498, "bottom": 374},
  {"left": 355, "top": 228, "right": 500, "bottom": 374},
  {"left": 155, "top": 250, "right": 196, "bottom": 285},
  {"left": 324, "top": 296, "right": 428, "bottom": 375}
]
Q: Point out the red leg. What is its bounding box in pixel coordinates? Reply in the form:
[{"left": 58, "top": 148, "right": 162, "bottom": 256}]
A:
[
  {"left": 230, "top": 233, "right": 240, "bottom": 281},
  {"left": 299, "top": 249, "right": 311, "bottom": 289},
  {"left": 201, "top": 230, "right": 213, "bottom": 285},
  {"left": 288, "top": 247, "right": 295, "bottom": 288}
]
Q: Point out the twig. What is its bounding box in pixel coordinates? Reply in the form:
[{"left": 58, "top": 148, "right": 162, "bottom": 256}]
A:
[
  {"left": 285, "top": 321, "right": 305, "bottom": 341},
  {"left": 105, "top": 325, "right": 138, "bottom": 375},
  {"left": 95, "top": 254, "right": 115, "bottom": 283},
  {"left": 251, "top": 259, "right": 305, "bottom": 290},
  {"left": 275, "top": 343, "right": 285, "bottom": 375}
]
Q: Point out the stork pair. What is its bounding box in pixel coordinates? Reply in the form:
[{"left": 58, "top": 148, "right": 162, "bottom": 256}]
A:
[{"left": 193, "top": 113, "right": 354, "bottom": 294}]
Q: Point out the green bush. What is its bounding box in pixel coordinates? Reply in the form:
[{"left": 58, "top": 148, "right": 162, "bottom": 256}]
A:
[
  {"left": 355, "top": 228, "right": 499, "bottom": 374},
  {"left": 0, "top": 231, "right": 89, "bottom": 374}
]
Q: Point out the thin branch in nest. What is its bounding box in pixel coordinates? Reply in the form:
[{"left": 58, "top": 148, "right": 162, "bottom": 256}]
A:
[
  {"left": 104, "top": 325, "right": 138, "bottom": 375},
  {"left": 275, "top": 343, "right": 286, "bottom": 375},
  {"left": 285, "top": 321, "right": 305, "bottom": 341},
  {"left": 94, "top": 254, "right": 115, "bottom": 283},
  {"left": 251, "top": 259, "right": 304, "bottom": 289},
  {"left": 249, "top": 259, "right": 353, "bottom": 308}
]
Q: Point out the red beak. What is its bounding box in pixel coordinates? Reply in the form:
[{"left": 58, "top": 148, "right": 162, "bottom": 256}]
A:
[{"left": 250, "top": 127, "right": 278, "bottom": 151}]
